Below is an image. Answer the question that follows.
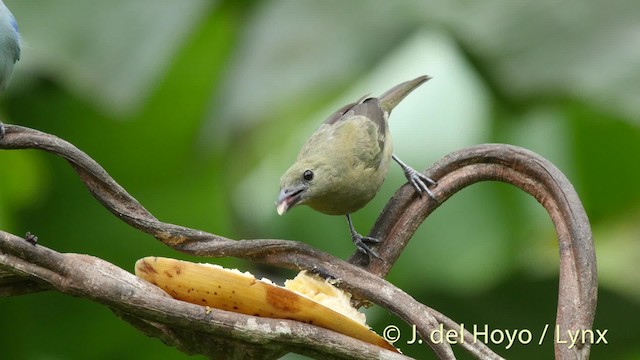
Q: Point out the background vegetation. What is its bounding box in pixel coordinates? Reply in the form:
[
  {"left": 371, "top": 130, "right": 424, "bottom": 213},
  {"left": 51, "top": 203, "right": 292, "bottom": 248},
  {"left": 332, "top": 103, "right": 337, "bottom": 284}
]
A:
[{"left": 1, "top": 1, "right": 638, "bottom": 359}]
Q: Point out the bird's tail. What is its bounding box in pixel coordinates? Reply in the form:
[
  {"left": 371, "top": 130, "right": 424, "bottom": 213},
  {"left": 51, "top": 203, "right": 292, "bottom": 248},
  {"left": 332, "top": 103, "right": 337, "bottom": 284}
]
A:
[{"left": 378, "top": 75, "right": 431, "bottom": 114}]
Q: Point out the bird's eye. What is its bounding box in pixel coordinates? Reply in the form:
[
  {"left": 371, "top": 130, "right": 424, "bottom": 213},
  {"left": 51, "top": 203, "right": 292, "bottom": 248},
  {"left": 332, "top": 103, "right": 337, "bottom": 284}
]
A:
[{"left": 303, "top": 170, "right": 314, "bottom": 181}]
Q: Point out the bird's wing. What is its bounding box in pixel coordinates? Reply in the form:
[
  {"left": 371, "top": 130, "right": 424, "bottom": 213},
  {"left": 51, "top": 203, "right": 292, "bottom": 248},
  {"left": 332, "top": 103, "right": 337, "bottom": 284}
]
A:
[
  {"left": 322, "top": 96, "right": 386, "bottom": 141},
  {"left": 298, "top": 97, "right": 388, "bottom": 170},
  {"left": 344, "top": 98, "right": 387, "bottom": 161},
  {"left": 346, "top": 98, "right": 387, "bottom": 138},
  {"left": 321, "top": 94, "right": 371, "bottom": 126},
  {"left": 323, "top": 102, "right": 357, "bottom": 126}
]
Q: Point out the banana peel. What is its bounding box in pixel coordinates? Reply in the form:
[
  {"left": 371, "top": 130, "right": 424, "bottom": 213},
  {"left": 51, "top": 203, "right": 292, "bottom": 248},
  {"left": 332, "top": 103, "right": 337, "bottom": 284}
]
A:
[{"left": 135, "top": 256, "right": 397, "bottom": 352}]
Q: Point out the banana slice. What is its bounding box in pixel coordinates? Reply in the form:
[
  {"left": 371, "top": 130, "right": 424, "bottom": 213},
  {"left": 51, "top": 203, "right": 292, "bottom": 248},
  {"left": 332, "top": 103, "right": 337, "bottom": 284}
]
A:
[{"left": 135, "top": 257, "right": 397, "bottom": 352}]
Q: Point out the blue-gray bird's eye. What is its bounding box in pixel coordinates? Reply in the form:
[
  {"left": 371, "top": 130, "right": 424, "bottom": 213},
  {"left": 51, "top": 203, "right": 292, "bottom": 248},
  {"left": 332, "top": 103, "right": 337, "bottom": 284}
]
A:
[{"left": 303, "top": 170, "right": 314, "bottom": 181}]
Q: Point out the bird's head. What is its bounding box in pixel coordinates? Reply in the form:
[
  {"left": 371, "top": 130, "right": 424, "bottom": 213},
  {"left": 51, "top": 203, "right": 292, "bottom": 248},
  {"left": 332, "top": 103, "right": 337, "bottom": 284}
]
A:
[{"left": 277, "top": 159, "right": 320, "bottom": 215}]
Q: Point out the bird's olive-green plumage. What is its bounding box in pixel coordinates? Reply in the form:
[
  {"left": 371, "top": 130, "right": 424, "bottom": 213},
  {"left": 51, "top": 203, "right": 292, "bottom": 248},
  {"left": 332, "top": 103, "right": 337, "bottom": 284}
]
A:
[
  {"left": 282, "top": 100, "right": 391, "bottom": 215},
  {"left": 277, "top": 76, "right": 429, "bottom": 216}
]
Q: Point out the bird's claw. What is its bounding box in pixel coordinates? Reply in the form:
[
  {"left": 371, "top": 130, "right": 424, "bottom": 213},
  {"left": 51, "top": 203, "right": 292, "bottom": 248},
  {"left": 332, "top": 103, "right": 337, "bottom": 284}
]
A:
[
  {"left": 392, "top": 154, "right": 438, "bottom": 200},
  {"left": 352, "top": 233, "right": 381, "bottom": 259},
  {"left": 403, "top": 166, "right": 437, "bottom": 200}
]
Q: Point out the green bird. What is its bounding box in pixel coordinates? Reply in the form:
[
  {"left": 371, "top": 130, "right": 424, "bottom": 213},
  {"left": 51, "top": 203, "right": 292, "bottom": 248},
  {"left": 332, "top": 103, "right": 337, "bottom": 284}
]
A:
[{"left": 276, "top": 76, "right": 436, "bottom": 258}]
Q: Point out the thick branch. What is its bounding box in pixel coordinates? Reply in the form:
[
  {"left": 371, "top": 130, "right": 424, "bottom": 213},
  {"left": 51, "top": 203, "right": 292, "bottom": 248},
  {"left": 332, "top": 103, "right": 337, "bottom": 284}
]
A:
[
  {"left": 0, "top": 124, "right": 596, "bottom": 359},
  {"left": 0, "top": 124, "right": 462, "bottom": 358},
  {"left": 355, "top": 144, "right": 597, "bottom": 359},
  {"left": 0, "top": 230, "right": 409, "bottom": 360}
]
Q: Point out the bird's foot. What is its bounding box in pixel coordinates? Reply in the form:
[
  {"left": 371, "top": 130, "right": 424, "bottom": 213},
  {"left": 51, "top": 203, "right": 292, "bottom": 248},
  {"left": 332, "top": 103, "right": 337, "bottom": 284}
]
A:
[
  {"left": 0, "top": 122, "right": 5, "bottom": 140},
  {"left": 392, "top": 154, "right": 438, "bottom": 200},
  {"left": 403, "top": 165, "right": 437, "bottom": 199},
  {"left": 352, "top": 233, "right": 381, "bottom": 259}
]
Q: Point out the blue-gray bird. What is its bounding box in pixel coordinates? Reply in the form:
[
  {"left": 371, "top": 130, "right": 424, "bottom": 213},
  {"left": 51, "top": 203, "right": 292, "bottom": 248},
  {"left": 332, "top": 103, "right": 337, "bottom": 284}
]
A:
[
  {"left": 276, "top": 76, "right": 436, "bottom": 258},
  {"left": 0, "top": 0, "right": 20, "bottom": 139},
  {"left": 0, "top": 0, "right": 19, "bottom": 92}
]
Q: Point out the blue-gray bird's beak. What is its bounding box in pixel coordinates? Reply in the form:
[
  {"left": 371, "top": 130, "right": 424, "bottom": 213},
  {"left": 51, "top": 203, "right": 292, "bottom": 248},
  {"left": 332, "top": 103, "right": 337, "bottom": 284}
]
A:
[{"left": 276, "top": 185, "right": 307, "bottom": 215}]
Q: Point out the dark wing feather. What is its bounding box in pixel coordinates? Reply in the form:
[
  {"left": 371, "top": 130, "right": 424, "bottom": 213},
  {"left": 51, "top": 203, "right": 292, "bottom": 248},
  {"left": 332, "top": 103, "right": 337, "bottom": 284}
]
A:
[
  {"left": 322, "top": 94, "right": 370, "bottom": 125},
  {"left": 346, "top": 98, "right": 386, "bottom": 155},
  {"left": 323, "top": 96, "right": 386, "bottom": 145},
  {"left": 323, "top": 102, "right": 357, "bottom": 125},
  {"left": 347, "top": 98, "right": 386, "bottom": 136}
]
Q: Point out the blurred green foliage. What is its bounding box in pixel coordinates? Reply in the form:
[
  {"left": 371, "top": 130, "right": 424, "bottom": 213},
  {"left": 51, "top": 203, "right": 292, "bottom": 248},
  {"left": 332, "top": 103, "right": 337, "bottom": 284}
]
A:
[{"left": 1, "top": 0, "right": 638, "bottom": 359}]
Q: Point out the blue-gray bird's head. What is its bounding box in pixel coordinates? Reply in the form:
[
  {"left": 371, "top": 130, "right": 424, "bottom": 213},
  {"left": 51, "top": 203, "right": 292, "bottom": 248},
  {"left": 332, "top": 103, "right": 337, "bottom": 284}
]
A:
[{"left": 0, "top": 0, "right": 20, "bottom": 92}]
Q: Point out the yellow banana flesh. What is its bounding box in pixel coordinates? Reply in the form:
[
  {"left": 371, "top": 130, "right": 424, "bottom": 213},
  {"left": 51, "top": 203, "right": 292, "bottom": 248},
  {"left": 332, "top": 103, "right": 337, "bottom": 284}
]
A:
[{"left": 135, "top": 256, "right": 397, "bottom": 352}]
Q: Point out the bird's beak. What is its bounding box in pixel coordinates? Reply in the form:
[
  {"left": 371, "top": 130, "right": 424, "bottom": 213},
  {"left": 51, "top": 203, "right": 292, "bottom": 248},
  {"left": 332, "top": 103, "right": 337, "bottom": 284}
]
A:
[{"left": 276, "top": 185, "right": 307, "bottom": 215}]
